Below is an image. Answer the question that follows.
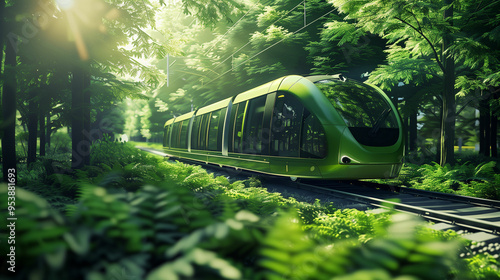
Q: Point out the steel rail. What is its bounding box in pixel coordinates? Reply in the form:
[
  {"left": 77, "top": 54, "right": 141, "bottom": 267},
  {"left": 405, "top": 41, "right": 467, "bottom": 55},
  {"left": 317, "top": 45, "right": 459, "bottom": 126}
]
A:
[
  {"left": 297, "top": 182, "right": 500, "bottom": 235},
  {"left": 355, "top": 181, "right": 500, "bottom": 209}
]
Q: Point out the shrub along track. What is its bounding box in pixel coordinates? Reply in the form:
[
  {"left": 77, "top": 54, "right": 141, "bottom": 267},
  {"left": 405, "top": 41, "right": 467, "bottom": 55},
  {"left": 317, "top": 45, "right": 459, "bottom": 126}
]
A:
[{"left": 137, "top": 146, "right": 500, "bottom": 256}]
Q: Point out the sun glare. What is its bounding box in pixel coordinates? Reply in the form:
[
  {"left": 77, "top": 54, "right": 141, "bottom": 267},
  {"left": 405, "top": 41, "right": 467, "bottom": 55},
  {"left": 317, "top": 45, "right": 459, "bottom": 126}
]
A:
[{"left": 56, "top": 0, "right": 75, "bottom": 10}]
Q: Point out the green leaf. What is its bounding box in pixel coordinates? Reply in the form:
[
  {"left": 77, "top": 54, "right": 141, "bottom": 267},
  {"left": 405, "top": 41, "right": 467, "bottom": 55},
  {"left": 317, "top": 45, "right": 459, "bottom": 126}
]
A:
[
  {"left": 235, "top": 210, "right": 259, "bottom": 222},
  {"left": 146, "top": 263, "right": 179, "bottom": 280},
  {"left": 63, "top": 229, "right": 90, "bottom": 255},
  {"left": 44, "top": 247, "right": 66, "bottom": 270}
]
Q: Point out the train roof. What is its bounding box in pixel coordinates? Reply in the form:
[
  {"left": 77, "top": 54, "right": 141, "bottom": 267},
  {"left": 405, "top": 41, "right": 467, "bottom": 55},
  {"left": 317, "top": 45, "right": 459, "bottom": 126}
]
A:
[
  {"left": 164, "top": 74, "right": 349, "bottom": 127},
  {"left": 196, "top": 97, "right": 232, "bottom": 115}
]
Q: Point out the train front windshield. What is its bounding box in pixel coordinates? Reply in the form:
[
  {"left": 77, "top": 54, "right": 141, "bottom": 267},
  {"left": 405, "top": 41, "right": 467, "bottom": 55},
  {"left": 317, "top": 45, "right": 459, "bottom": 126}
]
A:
[{"left": 315, "top": 79, "right": 399, "bottom": 147}]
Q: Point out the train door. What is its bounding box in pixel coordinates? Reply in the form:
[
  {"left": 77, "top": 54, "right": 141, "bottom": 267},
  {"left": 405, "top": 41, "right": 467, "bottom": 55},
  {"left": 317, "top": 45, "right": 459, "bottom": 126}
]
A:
[
  {"left": 268, "top": 91, "right": 323, "bottom": 177},
  {"left": 163, "top": 124, "right": 171, "bottom": 149},
  {"left": 222, "top": 101, "right": 233, "bottom": 156}
]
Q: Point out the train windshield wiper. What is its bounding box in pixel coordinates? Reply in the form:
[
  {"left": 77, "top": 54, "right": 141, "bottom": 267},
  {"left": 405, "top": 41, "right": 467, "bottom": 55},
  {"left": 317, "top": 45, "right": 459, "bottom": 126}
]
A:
[{"left": 369, "top": 108, "right": 392, "bottom": 137}]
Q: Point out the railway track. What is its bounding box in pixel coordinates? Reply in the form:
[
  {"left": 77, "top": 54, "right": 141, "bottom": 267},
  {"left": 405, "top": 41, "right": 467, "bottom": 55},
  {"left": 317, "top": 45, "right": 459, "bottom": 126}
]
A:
[
  {"left": 137, "top": 145, "right": 500, "bottom": 253},
  {"left": 295, "top": 180, "right": 500, "bottom": 243}
]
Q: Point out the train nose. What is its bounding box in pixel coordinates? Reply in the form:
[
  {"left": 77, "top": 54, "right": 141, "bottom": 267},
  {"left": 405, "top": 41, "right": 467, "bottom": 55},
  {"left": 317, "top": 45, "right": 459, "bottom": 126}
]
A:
[
  {"left": 335, "top": 128, "right": 404, "bottom": 178},
  {"left": 339, "top": 127, "right": 403, "bottom": 165}
]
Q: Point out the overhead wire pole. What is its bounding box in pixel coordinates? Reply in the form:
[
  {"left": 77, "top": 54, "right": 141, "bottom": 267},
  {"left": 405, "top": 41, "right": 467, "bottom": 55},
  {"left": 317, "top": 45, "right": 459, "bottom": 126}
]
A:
[{"left": 304, "top": 0, "right": 306, "bottom": 26}]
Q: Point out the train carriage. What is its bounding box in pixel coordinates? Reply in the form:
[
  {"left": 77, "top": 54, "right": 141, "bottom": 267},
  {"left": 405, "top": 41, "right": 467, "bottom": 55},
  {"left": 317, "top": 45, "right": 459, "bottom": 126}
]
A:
[{"left": 163, "top": 74, "right": 404, "bottom": 180}]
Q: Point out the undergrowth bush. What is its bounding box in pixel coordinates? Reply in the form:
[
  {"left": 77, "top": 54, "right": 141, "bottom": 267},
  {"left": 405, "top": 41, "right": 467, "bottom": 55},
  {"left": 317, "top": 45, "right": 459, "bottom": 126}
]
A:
[
  {"left": 373, "top": 160, "right": 500, "bottom": 200},
  {"left": 4, "top": 184, "right": 495, "bottom": 280},
  {"left": 9, "top": 138, "right": 500, "bottom": 279},
  {"left": 260, "top": 212, "right": 475, "bottom": 280},
  {"left": 90, "top": 135, "right": 159, "bottom": 167},
  {"left": 305, "top": 208, "right": 392, "bottom": 243},
  {"left": 403, "top": 161, "right": 500, "bottom": 200}
]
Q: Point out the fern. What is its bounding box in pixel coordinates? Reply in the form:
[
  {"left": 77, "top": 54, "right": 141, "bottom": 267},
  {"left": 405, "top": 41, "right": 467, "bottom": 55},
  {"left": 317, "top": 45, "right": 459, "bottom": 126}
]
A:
[
  {"left": 0, "top": 187, "right": 69, "bottom": 279},
  {"left": 406, "top": 161, "right": 499, "bottom": 198},
  {"left": 473, "top": 161, "right": 497, "bottom": 180},
  {"left": 305, "top": 208, "right": 391, "bottom": 242}
]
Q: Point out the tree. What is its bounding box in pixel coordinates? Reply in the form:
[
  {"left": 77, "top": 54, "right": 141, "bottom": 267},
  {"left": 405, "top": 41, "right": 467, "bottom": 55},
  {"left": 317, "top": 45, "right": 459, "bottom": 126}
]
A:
[
  {"left": 1, "top": 0, "right": 18, "bottom": 182},
  {"left": 452, "top": 0, "right": 500, "bottom": 158},
  {"left": 329, "top": 0, "right": 500, "bottom": 165}
]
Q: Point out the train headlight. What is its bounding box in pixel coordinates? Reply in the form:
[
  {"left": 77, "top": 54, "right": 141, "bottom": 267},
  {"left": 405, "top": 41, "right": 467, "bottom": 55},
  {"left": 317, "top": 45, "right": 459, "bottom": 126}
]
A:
[{"left": 341, "top": 156, "right": 352, "bottom": 164}]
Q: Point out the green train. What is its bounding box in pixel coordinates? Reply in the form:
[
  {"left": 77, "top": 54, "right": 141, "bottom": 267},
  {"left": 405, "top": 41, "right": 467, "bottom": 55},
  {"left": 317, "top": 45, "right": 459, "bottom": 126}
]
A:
[{"left": 163, "top": 75, "right": 404, "bottom": 180}]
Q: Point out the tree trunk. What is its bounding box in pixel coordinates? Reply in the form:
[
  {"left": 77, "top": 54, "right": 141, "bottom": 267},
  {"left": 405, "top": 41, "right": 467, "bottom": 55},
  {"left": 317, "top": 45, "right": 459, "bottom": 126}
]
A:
[
  {"left": 492, "top": 90, "right": 499, "bottom": 157},
  {"left": 492, "top": 111, "right": 498, "bottom": 158},
  {"left": 39, "top": 104, "right": 46, "bottom": 156},
  {"left": 1, "top": 25, "right": 17, "bottom": 182},
  {"left": 46, "top": 112, "right": 51, "bottom": 148},
  {"left": 479, "top": 90, "right": 492, "bottom": 157},
  {"left": 27, "top": 92, "right": 38, "bottom": 166},
  {"left": 409, "top": 111, "right": 418, "bottom": 152},
  {"left": 39, "top": 86, "right": 48, "bottom": 156},
  {"left": 404, "top": 116, "right": 409, "bottom": 155},
  {"left": 71, "top": 67, "right": 85, "bottom": 169},
  {"left": 439, "top": 0, "right": 456, "bottom": 166},
  {"left": 479, "top": 90, "right": 486, "bottom": 155},
  {"left": 83, "top": 72, "right": 91, "bottom": 165}
]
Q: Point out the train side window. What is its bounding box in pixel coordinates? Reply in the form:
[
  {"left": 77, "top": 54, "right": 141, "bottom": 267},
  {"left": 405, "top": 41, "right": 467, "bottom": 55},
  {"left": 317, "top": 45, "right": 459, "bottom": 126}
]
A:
[
  {"left": 199, "top": 114, "right": 210, "bottom": 150},
  {"left": 207, "top": 109, "right": 221, "bottom": 151},
  {"left": 301, "top": 109, "right": 327, "bottom": 158},
  {"left": 242, "top": 95, "right": 266, "bottom": 154},
  {"left": 217, "top": 108, "right": 227, "bottom": 151},
  {"left": 171, "top": 122, "right": 181, "bottom": 148},
  {"left": 233, "top": 101, "right": 247, "bottom": 153},
  {"left": 191, "top": 116, "right": 200, "bottom": 150},
  {"left": 179, "top": 120, "right": 189, "bottom": 149},
  {"left": 271, "top": 92, "right": 304, "bottom": 157}
]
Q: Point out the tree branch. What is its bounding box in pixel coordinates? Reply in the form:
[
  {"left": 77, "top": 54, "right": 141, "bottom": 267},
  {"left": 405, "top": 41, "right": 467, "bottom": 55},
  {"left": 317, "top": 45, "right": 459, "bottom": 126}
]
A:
[
  {"left": 456, "top": 97, "right": 476, "bottom": 116},
  {"left": 394, "top": 16, "right": 445, "bottom": 73}
]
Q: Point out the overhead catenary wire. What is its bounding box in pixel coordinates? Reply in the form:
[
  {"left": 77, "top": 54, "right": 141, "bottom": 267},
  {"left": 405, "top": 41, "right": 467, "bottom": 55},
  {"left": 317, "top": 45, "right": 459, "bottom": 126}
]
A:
[
  {"left": 212, "top": 0, "right": 306, "bottom": 70},
  {"left": 174, "top": 0, "right": 307, "bottom": 83},
  {"left": 169, "top": 0, "right": 319, "bottom": 90},
  {"left": 204, "top": 0, "right": 262, "bottom": 56},
  {"left": 202, "top": 6, "right": 337, "bottom": 88},
  {"left": 167, "top": 0, "right": 264, "bottom": 86}
]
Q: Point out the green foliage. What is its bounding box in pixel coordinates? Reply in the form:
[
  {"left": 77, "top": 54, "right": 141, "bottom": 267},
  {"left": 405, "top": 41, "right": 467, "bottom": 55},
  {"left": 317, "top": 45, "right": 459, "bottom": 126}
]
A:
[
  {"left": 371, "top": 160, "right": 500, "bottom": 200},
  {"left": 0, "top": 187, "right": 69, "bottom": 279},
  {"left": 404, "top": 161, "right": 500, "bottom": 199},
  {"left": 465, "top": 253, "right": 500, "bottom": 280},
  {"left": 260, "top": 212, "right": 467, "bottom": 280},
  {"left": 457, "top": 174, "right": 500, "bottom": 200},
  {"left": 90, "top": 135, "right": 158, "bottom": 167},
  {"left": 1, "top": 181, "right": 264, "bottom": 280},
  {"left": 11, "top": 135, "right": 499, "bottom": 279},
  {"left": 48, "top": 132, "right": 72, "bottom": 155},
  {"left": 5, "top": 139, "right": 498, "bottom": 280},
  {"left": 305, "top": 208, "right": 391, "bottom": 242}
]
